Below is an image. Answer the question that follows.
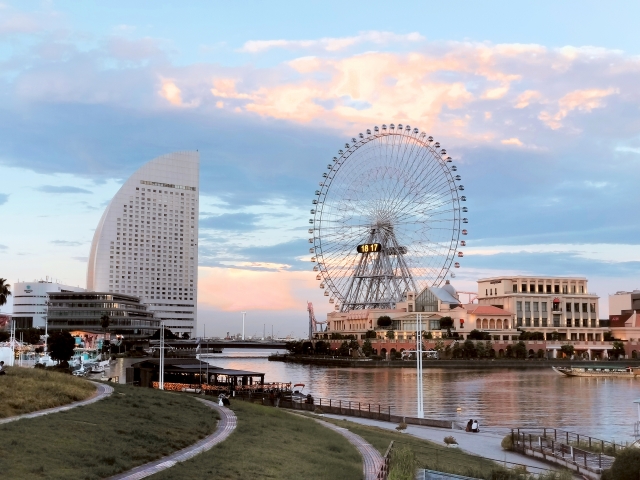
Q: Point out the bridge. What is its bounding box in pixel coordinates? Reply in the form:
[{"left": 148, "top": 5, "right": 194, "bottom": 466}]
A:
[{"left": 199, "top": 340, "right": 287, "bottom": 349}]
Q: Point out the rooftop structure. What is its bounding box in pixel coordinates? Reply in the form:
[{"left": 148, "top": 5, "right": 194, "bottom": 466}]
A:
[
  {"left": 47, "top": 291, "right": 158, "bottom": 338},
  {"left": 12, "top": 280, "right": 85, "bottom": 329},
  {"left": 87, "top": 151, "right": 200, "bottom": 337}
]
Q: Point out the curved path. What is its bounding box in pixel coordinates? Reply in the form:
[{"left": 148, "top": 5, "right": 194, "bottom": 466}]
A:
[
  {"left": 109, "top": 399, "right": 236, "bottom": 480},
  {"left": 0, "top": 381, "right": 113, "bottom": 425},
  {"left": 301, "top": 414, "right": 384, "bottom": 480}
]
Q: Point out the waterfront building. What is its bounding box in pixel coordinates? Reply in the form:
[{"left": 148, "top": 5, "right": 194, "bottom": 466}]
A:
[
  {"left": 11, "top": 280, "right": 85, "bottom": 329},
  {"left": 47, "top": 291, "right": 158, "bottom": 338},
  {"left": 476, "top": 276, "right": 605, "bottom": 341},
  {"left": 608, "top": 291, "right": 640, "bottom": 343},
  {"left": 87, "top": 151, "right": 199, "bottom": 337}
]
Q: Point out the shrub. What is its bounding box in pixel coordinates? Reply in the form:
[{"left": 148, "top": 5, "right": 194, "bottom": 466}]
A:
[
  {"left": 388, "top": 446, "right": 415, "bottom": 480},
  {"left": 501, "top": 434, "right": 514, "bottom": 451},
  {"left": 314, "top": 407, "right": 323, "bottom": 414},
  {"left": 386, "top": 330, "right": 395, "bottom": 340},
  {"left": 396, "top": 421, "right": 407, "bottom": 431},
  {"left": 443, "top": 436, "right": 458, "bottom": 445},
  {"left": 605, "top": 448, "right": 640, "bottom": 480},
  {"left": 377, "top": 315, "right": 392, "bottom": 327}
]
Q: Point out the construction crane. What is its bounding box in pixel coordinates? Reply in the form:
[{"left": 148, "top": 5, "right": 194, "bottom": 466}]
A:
[{"left": 307, "top": 301, "right": 327, "bottom": 339}]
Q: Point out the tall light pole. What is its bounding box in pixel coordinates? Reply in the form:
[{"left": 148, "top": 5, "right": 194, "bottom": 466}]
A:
[
  {"left": 159, "top": 321, "right": 165, "bottom": 390},
  {"left": 241, "top": 312, "right": 246, "bottom": 340},
  {"left": 416, "top": 313, "right": 424, "bottom": 418}
]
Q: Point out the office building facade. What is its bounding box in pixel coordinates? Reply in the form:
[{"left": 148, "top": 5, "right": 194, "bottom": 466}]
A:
[
  {"left": 87, "top": 151, "right": 199, "bottom": 337},
  {"left": 12, "top": 280, "right": 85, "bottom": 329}
]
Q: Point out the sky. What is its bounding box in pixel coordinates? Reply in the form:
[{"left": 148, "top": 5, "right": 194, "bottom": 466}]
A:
[{"left": 2, "top": 1, "right": 640, "bottom": 337}]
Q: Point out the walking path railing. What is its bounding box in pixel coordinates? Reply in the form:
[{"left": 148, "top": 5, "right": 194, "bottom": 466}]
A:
[{"left": 511, "top": 428, "right": 620, "bottom": 477}]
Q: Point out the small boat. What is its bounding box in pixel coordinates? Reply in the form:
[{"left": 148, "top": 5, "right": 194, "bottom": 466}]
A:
[
  {"left": 553, "top": 365, "right": 640, "bottom": 378},
  {"left": 90, "top": 360, "right": 110, "bottom": 374}
]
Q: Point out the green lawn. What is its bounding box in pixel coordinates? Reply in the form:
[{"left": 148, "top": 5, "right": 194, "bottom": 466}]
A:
[
  {"left": 0, "top": 382, "right": 218, "bottom": 479},
  {"left": 0, "top": 366, "right": 96, "bottom": 418},
  {"left": 151, "top": 400, "right": 363, "bottom": 480}
]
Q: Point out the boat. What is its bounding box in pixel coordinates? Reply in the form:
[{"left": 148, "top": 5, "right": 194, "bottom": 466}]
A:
[
  {"left": 553, "top": 365, "right": 640, "bottom": 378},
  {"left": 90, "top": 360, "right": 110, "bottom": 374}
]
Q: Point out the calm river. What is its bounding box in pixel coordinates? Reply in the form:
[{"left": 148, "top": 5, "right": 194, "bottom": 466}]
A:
[{"left": 113, "top": 348, "right": 639, "bottom": 443}]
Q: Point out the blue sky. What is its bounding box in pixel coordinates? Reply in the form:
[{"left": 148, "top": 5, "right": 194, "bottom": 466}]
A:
[{"left": 1, "top": 1, "right": 640, "bottom": 336}]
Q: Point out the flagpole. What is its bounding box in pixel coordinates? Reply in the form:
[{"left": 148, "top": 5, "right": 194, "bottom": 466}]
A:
[{"left": 159, "top": 321, "right": 164, "bottom": 390}]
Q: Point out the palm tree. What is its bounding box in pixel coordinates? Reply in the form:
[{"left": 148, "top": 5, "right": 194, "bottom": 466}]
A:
[{"left": 0, "top": 278, "right": 11, "bottom": 307}]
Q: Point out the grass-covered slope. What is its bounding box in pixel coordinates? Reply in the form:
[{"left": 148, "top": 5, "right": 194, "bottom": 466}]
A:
[
  {"left": 0, "top": 366, "right": 96, "bottom": 418},
  {"left": 0, "top": 383, "right": 218, "bottom": 479},
  {"left": 152, "top": 400, "right": 363, "bottom": 480}
]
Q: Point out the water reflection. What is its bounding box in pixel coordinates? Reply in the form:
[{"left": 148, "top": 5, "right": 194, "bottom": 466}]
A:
[{"left": 112, "top": 349, "right": 639, "bottom": 442}]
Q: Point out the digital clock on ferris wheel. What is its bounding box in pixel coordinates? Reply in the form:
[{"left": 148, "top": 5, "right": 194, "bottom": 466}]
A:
[{"left": 356, "top": 243, "right": 382, "bottom": 253}]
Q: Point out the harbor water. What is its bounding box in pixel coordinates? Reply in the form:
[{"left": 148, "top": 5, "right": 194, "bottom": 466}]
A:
[{"left": 112, "top": 348, "right": 639, "bottom": 443}]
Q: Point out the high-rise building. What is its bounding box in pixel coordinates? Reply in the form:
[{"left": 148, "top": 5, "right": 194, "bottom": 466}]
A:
[
  {"left": 87, "top": 151, "right": 199, "bottom": 337},
  {"left": 12, "top": 280, "right": 86, "bottom": 329}
]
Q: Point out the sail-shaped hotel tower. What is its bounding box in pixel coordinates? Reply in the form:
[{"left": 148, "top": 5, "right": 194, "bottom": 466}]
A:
[{"left": 87, "top": 151, "right": 199, "bottom": 337}]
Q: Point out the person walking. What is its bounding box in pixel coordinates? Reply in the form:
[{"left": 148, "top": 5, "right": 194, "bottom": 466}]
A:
[
  {"left": 0, "top": 360, "right": 5, "bottom": 375},
  {"left": 466, "top": 419, "right": 473, "bottom": 432}
]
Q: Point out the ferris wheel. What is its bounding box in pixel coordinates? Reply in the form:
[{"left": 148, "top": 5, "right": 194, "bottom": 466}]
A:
[{"left": 308, "top": 123, "right": 468, "bottom": 312}]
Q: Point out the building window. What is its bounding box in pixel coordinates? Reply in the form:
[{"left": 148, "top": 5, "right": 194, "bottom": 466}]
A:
[
  {"left": 554, "top": 285, "right": 560, "bottom": 293},
  {"left": 582, "top": 303, "right": 588, "bottom": 313},
  {"left": 590, "top": 303, "right": 596, "bottom": 313},
  {"left": 529, "top": 284, "right": 535, "bottom": 293},
  {"left": 572, "top": 285, "right": 576, "bottom": 293},
  {"left": 574, "top": 303, "right": 579, "bottom": 314},
  {"left": 566, "top": 303, "right": 571, "bottom": 312},
  {"left": 533, "top": 302, "right": 539, "bottom": 312},
  {"left": 541, "top": 303, "right": 547, "bottom": 312},
  {"left": 522, "top": 284, "right": 527, "bottom": 293},
  {"left": 525, "top": 302, "right": 530, "bottom": 312},
  {"left": 546, "top": 285, "right": 551, "bottom": 293},
  {"left": 580, "top": 285, "right": 584, "bottom": 293},
  {"left": 567, "top": 319, "right": 572, "bottom": 327},
  {"left": 517, "top": 301, "right": 522, "bottom": 311},
  {"left": 562, "top": 285, "right": 568, "bottom": 294},
  {"left": 538, "top": 285, "right": 544, "bottom": 293}
]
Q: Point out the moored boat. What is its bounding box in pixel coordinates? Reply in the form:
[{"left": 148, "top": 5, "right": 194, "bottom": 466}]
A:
[{"left": 553, "top": 365, "right": 640, "bottom": 378}]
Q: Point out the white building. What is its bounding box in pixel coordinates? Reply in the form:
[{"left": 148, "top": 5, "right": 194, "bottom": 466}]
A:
[
  {"left": 12, "top": 280, "right": 85, "bottom": 329},
  {"left": 87, "top": 151, "right": 200, "bottom": 337},
  {"left": 477, "top": 276, "right": 605, "bottom": 341}
]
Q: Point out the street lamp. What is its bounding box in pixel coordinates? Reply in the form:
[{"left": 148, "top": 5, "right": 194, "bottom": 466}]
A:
[{"left": 241, "top": 312, "right": 246, "bottom": 341}]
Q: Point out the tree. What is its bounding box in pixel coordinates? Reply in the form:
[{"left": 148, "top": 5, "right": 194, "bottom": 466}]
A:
[
  {"left": 315, "top": 340, "right": 329, "bottom": 355},
  {"left": 603, "top": 447, "right": 640, "bottom": 480},
  {"left": 547, "top": 331, "right": 560, "bottom": 341},
  {"left": 302, "top": 341, "right": 314, "bottom": 354},
  {"left": 16, "top": 328, "right": 43, "bottom": 345},
  {"left": 285, "top": 341, "right": 303, "bottom": 354},
  {"left": 48, "top": 331, "right": 75, "bottom": 363},
  {"left": 475, "top": 341, "right": 486, "bottom": 359},
  {"left": 422, "top": 331, "right": 433, "bottom": 340},
  {"left": 468, "top": 329, "right": 490, "bottom": 340},
  {"left": 0, "top": 278, "right": 11, "bottom": 307},
  {"left": 150, "top": 328, "right": 177, "bottom": 340},
  {"left": 603, "top": 331, "right": 614, "bottom": 341},
  {"left": 377, "top": 316, "right": 392, "bottom": 328},
  {"left": 386, "top": 330, "right": 395, "bottom": 340},
  {"left": 182, "top": 332, "right": 190, "bottom": 340},
  {"left": 362, "top": 339, "right": 373, "bottom": 356},
  {"left": 505, "top": 345, "right": 514, "bottom": 358},
  {"left": 434, "top": 338, "right": 445, "bottom": 353},
  {"left": 520, "top": 331, "right": 544, "bottom": 341},
  {"left": 365, "top": 330, "right": 377, "bottom": 339},
  {"left": 330, "top": 332, "right": 344, "bottom": 340},
  {"left": 560, "top": 344, "right": 574, "bottom": 359},
  {"left": 463, "top": 339, "right": 477, "bottom": 358},
  {"left": 486, "top": 341, "right": 496, "bottom": 358},
  {"left": 452, "top": 343, "right": 463, "bottom": 358},
  {"left": 337, "top": 341, "right": 350, "bottom": 356},
  {"left": 612, "top": 341, "right": 625, "bottom": 359},
  {"left": 513, "top": 341, "right": 527, "bottom": 359},
  {"left": 439, "top": 316, "right": 454, "bottom": 337}
]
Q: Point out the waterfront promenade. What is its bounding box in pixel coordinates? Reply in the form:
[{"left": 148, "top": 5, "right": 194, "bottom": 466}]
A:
[{"left": 322, "top": 414, "right": 558, "bottom": 473}]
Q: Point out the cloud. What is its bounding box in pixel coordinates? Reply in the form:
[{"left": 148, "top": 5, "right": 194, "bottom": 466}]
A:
[
  {"left": 36, "top": 185, "right": 92, "bottom": 194},
  {"left": 501, "top": 138, "right": 523, "bottom": 146},
  {"left": 200, "top": 213, "right": 259, "bottom": 231},
  {"left": 539, "top": 88, "right": 618, "bottom": 130},
  {"left": 198, "top": 266, "right": 315, "bottom": 311},
  {"left": 240, "top": 31, "right": 425, "bottom": 53},
  {"left": 158, "top": 78, "right": 199, "bottom": 107},
  {"left": 0, "top": 244, "right": 7, "bottom": 250},
  {"left": 0, "top": 193, "right": 8, "bottom": 205},
  {"left": 50, "top": 240, "right": 83, "bottom": 246}
]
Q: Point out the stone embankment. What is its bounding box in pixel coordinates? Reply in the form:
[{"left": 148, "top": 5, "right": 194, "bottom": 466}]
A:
[{"left": 269, "top": 355, "right": 640, "bottom": 369}]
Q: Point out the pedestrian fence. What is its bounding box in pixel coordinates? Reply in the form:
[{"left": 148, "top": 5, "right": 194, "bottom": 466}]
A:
[{"left": 511, "top": 428, "right": 619, "bottom": 475}]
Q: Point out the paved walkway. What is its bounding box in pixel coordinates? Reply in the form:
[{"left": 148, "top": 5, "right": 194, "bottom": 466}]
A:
[
  {"left": 108, "top": 399, "right": 236, "bottom": 480},
  {"left": 300, "top": 414, "right": 384, "bottom": 480},
  {"left": 0, "top": 381, "right": 113, "bottom": 425},
  {"left": 323, "top": 414, "right": 556, "bottom": 474}
]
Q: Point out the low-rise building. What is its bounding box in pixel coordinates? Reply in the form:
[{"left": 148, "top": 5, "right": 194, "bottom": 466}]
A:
[
  {"left": 47, "top": 291, "right": 159, "bottom": 338},
  {"left": 477, "top": 276, "right": 605, "bottom": 341},
  {"left": 12, "top": 280, "right": 85, "bottom": 329},
  {"left": 609, "top": 291, "right": 640, "bottom": 343}
]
